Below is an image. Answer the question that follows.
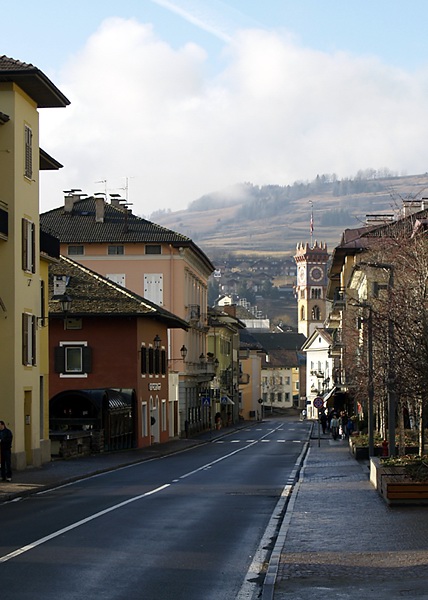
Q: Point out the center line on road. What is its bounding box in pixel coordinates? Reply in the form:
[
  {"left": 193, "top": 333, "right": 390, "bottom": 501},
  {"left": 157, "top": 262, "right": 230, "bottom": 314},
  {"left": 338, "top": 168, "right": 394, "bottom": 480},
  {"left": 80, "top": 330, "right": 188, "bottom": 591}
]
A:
[
  {"left": 179, "top": 423, "right": 285, "bottom": 480},
  {"left": 0, "top": 483, "right": 170, "bottom": 564}
]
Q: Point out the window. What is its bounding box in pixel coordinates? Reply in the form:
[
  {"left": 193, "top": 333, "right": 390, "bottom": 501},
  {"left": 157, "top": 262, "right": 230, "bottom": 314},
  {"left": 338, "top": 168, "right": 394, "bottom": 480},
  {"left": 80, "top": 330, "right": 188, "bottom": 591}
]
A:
[
  {"left": 312, "top": 305, "right": 321, "bottom": 320},
  {"left": 108, "top": 245, "right": 124, "bottom": 255},
  {"left": 141, "top": 345, "right": 166, "bottom": 375},
  {"left": 22, "top": 313, "right": 36, "bottom": 366},
  {"left": 144, "top": 274, "right": 163, "bottom": 306},
  {"left": 277, "top": 393, "right": 282, "bottom": 403},
  {"left": 55, "top": 342, "right": 92, "bottom": 377},
  {"left": 106, "top": 274, "right": 126, "bottom": 287},
  {"left": 145, "top": 245, "right": 161, "bottom": 255},
  {"left": 24, "top": 125, "right": 33, "bottom": 179},
  {"left": 311, "top": 288, "right": 322, "bottom": 299},
  {"left": 68, "top": 245, "right": 84, "bottom": 256},
  {"left": 22, "top": 218, "right": 35, "bottom": 273}
]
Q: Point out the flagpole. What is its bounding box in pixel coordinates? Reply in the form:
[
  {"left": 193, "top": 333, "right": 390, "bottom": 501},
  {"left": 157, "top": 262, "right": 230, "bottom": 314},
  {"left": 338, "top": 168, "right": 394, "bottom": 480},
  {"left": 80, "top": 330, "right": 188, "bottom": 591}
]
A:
[{"left": 309, "top": 201, "right": 314, "bottom": 247}]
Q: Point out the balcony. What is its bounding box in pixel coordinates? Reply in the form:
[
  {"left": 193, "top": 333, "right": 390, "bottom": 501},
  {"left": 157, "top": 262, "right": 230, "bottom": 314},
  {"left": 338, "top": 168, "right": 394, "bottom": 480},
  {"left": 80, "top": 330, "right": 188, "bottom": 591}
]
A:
[
  {"left": 332, "top": 287, "right": 346, "bottom": 308},
  {"left": 187, "top": 304, "right": 201, "bottom": 322},
  {"left": 239, "top": 372, "right": 250, "bottom": 385}
]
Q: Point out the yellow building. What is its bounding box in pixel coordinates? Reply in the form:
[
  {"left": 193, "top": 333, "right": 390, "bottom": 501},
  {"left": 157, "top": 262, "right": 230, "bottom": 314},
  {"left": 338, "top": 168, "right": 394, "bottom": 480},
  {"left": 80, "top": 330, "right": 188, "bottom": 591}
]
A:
[{"left": 0, "top": 56, "right": 69, "bottom": 469}]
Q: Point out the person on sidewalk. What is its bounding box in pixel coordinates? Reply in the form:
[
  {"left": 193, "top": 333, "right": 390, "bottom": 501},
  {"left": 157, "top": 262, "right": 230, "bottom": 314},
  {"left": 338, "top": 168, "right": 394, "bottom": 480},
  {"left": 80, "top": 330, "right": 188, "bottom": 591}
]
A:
[
  {"left": 339, "top": 411, "right": 349, "bottom": 439},
  {"left": 0, "top": 420, "right": 13, "bottom": 481},
  {"left": 330, "top": 413, "right": 339, "bottom": 440},
  {"left": 346, "top": 417, "right": 355, "bottom": 438},
  {"left": 320, "top": 411, "right": 327, "bottom": 434}
]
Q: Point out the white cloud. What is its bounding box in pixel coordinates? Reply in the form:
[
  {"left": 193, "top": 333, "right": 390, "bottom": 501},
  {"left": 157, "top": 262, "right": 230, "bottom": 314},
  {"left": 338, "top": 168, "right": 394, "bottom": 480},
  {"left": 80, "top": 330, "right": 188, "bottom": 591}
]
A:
[{"left": 40, "top": 17, "right": 428, "bottom": 216}]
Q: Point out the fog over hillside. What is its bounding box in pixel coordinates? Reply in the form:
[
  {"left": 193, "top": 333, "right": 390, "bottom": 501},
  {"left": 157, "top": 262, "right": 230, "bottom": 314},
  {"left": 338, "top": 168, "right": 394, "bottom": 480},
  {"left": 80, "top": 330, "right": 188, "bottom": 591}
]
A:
[{"left": 151, "top": 171, "right": 428, "bottom": 256}]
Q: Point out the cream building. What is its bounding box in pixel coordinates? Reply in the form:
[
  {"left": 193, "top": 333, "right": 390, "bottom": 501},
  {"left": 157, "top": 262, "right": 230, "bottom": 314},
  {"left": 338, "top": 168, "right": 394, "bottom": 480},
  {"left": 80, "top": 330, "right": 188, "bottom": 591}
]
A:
[{"left": 0, "top": 56, "right": 69, "bottom": 468}]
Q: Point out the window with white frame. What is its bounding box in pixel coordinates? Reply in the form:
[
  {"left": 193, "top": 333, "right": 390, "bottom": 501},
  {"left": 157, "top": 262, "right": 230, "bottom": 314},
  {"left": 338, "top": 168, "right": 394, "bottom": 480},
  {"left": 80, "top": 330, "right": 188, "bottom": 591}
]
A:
[{"left": 55, "top": 342, "right": 92, "bottom": 377}]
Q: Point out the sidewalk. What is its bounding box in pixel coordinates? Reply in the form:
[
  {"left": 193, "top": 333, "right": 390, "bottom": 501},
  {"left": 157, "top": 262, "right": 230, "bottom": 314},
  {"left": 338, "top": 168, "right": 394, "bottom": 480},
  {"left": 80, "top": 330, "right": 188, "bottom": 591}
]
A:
[{"left": 273, "top": 434, "right": 428, "bottom": 600}]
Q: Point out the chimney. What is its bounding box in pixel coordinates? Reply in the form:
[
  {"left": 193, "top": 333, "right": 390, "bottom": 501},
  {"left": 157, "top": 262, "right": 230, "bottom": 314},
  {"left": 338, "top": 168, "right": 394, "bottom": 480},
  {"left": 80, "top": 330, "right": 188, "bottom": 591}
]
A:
[
  {"left": 95, "top": 197, "right": 105, "bottom": 223},
  {"left": 64, "top": 189, "right": 84, "bottom": 213},
  {"left": 64, "top": 193, "right": 78, "bottom": 213},
  {"left": 223, "top": 305, "right": 237, "bottom": 318}
]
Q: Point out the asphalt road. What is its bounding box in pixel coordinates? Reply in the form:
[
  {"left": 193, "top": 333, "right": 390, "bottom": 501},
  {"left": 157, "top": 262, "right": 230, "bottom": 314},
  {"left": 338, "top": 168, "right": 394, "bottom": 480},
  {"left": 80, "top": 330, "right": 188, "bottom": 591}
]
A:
[{"left": 0, "top": 419, "right": 311, "bottom": 600}]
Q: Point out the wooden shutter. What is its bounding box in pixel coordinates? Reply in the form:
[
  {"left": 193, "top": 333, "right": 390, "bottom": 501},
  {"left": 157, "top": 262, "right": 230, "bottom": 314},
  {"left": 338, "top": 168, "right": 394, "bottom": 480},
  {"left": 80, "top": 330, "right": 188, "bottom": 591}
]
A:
[
  {"left": 54, "top": 347, "right": 65, "bottom": 373},
  {"left": 22, "top": 313, "right": 29, "bottom": 365},
  {"left": 141, "top": 347, "right": 147, "bottom": 374},
  {"left": 82, "top": 347, "right": 92, "bottom": 373}
]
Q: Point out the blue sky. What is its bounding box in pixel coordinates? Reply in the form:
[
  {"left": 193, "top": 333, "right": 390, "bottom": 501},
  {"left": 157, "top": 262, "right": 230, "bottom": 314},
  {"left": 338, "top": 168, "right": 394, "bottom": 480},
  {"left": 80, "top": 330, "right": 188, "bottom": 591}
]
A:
[{"left": 5, "top": 0, "right": 428, "bottom": 214}]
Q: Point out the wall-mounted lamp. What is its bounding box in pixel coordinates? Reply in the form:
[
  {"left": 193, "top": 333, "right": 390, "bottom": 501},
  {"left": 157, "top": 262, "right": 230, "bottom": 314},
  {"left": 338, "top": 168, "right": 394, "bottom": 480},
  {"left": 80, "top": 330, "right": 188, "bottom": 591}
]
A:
[
  {"left": 153, "top": 334, "right": 161, "bottom": 349},
  {"left": 61, "top": 294, "right": 72, "bottom": 316},
  {"left": 180, "top": 345, "right": 188, "bottom": 360},
  {"left": 39, "top": 293, "right": 72, "bottom": 326}
]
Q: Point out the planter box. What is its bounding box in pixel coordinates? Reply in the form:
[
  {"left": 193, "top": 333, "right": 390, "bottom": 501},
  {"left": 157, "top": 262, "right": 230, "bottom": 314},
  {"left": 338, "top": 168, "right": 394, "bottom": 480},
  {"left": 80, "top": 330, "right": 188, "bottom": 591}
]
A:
[
  {"left": 370, "top": 457, "right": 428, "bottom": 505},
  {"left": 350, "top": 438, "right": 419, "bottom": 461}
]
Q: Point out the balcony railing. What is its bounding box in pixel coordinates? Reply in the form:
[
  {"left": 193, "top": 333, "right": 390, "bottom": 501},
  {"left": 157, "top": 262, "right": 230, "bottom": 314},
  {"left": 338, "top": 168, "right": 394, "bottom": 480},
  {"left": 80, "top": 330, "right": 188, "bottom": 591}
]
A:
[
  {"left": 187, "top": 304, "right": 201, "bottom": 322},
  {"left": 333, "top": 287, "right": 346, "bottom": 307}
]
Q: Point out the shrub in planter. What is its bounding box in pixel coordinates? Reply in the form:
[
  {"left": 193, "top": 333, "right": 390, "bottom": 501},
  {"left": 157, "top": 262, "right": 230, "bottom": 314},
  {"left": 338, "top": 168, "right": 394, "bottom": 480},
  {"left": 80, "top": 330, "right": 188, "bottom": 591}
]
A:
[{"left": 381, "top": 455, "right": 428, "bottom": 482}]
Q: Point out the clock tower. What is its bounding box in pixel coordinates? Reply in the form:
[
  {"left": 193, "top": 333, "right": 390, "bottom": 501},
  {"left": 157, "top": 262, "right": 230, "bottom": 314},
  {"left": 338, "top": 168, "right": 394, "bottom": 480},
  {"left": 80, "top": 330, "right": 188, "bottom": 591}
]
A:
[{"left": 294, "top": 241, "right": 329, "bottom": 337}]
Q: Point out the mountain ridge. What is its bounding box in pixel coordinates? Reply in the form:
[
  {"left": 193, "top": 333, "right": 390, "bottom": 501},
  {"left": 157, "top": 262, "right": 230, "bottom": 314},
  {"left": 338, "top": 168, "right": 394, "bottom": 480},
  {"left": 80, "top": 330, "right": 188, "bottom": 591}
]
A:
[{"left": 151, "top": 172, "right": 428, "bottom": 258}]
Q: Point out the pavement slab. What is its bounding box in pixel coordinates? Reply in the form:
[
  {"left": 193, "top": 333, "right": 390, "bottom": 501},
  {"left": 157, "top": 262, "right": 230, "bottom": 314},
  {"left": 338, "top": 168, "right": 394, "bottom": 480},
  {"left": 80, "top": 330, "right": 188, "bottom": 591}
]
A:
[{"left": 274, "top": 438, "right": 428, "bottom": 600}]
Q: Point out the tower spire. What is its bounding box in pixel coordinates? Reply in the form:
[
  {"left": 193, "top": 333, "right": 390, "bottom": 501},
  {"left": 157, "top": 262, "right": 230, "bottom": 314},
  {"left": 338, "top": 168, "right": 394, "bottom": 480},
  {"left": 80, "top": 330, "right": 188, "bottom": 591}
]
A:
[{"left": 309, "top": 201, "right": 314, "bottom": 248}]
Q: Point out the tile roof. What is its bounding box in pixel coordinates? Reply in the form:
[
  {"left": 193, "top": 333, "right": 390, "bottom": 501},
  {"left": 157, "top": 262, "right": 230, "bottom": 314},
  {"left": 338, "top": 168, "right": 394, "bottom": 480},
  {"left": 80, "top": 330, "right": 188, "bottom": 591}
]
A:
[
  {"left": 261, "top": 348, "right": 301, "bottom": 368},
  {"left": 0, "top": 55, "right": 70, "bottom": 107},
  {"left": 249, "top": 332, "right": 306, "bottom": 351},
  {"left": 49, "top": 256, "right": 188, "bottom": 329},
  {"left": 41, "top": 197, "right": 214, "bottom": 271}
]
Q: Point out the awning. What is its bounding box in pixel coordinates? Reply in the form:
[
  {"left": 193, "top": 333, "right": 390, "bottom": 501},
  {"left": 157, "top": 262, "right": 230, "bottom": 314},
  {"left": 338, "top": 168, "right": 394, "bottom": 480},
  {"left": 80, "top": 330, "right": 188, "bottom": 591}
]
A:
[
  {"left": 220, "top": 396, "right": 234, "bottom": 405},
  {"left": 323, "top": 387, "right": 337, "bottom": 407}
]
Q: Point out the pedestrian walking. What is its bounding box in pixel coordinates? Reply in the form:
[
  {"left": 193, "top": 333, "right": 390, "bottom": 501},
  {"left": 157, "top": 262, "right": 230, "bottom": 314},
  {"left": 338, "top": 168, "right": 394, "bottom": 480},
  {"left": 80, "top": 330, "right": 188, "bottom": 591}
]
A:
[
  {"left": 330, "top": 414, "right": 339, "bottom": 440},
  {"left": 339, "top": 411, "right": 349, "bottom": 439},
  {"left": 319, "top": 411, "right": 327, "bottom": 434},
  {"left": 0, "top": 420, "right": 13, "bottom": 481},
  {"left": 346, "top": 417, "right": 355, "bottom": 437}
]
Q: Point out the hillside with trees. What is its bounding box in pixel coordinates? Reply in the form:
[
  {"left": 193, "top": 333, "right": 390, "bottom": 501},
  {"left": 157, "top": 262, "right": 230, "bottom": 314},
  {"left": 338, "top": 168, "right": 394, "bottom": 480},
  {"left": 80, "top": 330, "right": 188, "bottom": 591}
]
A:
[{"left": 151, "top": 171, "right": 428, "bottom": 258}]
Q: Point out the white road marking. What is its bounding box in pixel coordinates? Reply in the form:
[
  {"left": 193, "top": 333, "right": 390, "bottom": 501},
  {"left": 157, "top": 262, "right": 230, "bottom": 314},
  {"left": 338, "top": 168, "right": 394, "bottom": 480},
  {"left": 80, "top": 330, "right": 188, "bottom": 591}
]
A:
[
  {"left": 2, "top": 422, "right": 287, "bottom": 564},
  {"left": 0, "top": 484, "right": 170, "bottom": 563}
]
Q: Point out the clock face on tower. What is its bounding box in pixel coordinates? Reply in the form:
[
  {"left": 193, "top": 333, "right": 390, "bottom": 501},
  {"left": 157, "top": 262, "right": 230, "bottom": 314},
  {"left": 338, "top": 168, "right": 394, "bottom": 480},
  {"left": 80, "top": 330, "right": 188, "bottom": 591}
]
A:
[
  {"left": 298, "top": 266, "right": 306, "bottom": 283},
  {"left": 309, "top": 266, "right": 323, "bottom": 282}
]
